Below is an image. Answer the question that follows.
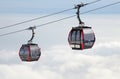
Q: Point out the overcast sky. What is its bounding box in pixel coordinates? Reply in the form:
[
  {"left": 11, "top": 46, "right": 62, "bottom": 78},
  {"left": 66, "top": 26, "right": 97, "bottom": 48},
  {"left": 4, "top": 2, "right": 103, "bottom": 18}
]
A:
[
  {"left": 0, "top": 0, "right": 120, "bottom": 79},
  {"left": 0, "top": 0, "right": 120, "bottom": 14}
]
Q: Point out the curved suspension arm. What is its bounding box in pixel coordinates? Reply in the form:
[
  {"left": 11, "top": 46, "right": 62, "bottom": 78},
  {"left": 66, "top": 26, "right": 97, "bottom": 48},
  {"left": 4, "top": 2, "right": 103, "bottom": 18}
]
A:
[
  {"left": 28, "top": 26, "right": 36, "bottom": 43},
  {"left": 76, "top": 6, "right": 83, "bottom": 25},
  {"left": 75, "top": 3, "right": 86, "bottom": 25},
  {"left": 75, "top": 0, "right": 101, "bottom": 25}
]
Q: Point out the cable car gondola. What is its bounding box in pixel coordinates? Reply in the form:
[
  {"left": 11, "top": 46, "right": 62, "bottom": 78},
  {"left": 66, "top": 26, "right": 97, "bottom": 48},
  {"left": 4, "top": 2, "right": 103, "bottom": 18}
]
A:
[
  {"left": 19, "top": 27, "right": 41, "bottom": 62},
  {"left": 19, "top": 43, "right": 41, "bottom": 61},
  {"left": 68, "top": 3, "right": 96, "bottom": 50},
  {"left": 68, "top": 26, "right": 95, "bottom": 50}
]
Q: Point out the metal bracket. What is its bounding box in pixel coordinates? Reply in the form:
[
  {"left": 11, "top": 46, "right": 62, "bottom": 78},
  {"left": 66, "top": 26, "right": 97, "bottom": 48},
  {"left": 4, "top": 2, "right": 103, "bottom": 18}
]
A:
[
  {"left": 75, "top": 0, "right": 101, "bottom": 25},
  {"left": 75, "top": 3, "right": 86, "bottom": 25},
  {"left": 28, "top": 26, "right": 36, "bottom": 44}
]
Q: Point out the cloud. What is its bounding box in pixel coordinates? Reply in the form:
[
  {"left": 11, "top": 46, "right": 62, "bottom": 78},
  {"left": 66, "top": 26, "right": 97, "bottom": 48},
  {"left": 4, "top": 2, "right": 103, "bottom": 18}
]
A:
[
  {"left": 93, "top": 41, "right": 120, "bottom": 56},
  {"left": 0, "top": 41, "right": 120, "bottom": 79},
  {"left": 0, "top": 50, "right": 20, "bottom": 64}
]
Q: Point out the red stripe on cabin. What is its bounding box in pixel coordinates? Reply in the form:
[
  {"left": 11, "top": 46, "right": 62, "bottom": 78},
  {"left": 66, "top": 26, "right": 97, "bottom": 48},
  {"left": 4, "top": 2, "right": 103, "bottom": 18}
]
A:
[
  {"left": 81, "top": 29, "right": 84, "bottom": 49},
  {"left": 28, "top": 45, "right": 31, "bottom": 61}
]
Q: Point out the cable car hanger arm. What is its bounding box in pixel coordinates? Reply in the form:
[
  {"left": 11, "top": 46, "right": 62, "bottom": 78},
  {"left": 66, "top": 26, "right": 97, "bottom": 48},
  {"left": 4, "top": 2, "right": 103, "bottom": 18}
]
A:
[
  {"left": 75, "top": 0, "right": 101, "bottom": 25},
  {"left": 27, "top": 26, "right": 36, "bottom": 44}
]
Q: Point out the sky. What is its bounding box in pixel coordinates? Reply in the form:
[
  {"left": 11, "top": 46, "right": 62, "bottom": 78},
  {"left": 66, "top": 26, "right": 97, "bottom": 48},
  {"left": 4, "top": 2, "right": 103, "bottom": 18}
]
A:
[
  {"left": 0, "top": 0, "right": 120, "bottom": 79},
  {"left": 0, "top": 0, "right": 120, "bottom": 14}
]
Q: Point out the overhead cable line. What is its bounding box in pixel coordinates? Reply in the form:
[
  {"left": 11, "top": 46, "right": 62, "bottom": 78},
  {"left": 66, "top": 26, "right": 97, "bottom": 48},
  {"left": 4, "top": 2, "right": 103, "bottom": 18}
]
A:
[
  {"left": 0, "top": 0, "right": 100, "bottom": 30},
  {"left": 36, "top": 15, "right": 76, "bottom": 28},
  {"left": 30, "top": 1, "right": 120, "bottom": 29},
  {"left": 0, "top": 28, "right": 27, "bottom": 37},
  {"left": 75, "top": 0, "right": 101, "bottom": 7},
  {"left": 86, "top": 0, "right": 101, "bottom": 5},
  {"left": 0, "top": 15, "right": 76, "bottom": 37},
  {"left": 0, "top": 8, "right": 74, "bottom": 30},
  {"left": 81, "top": 1, "right": 120, "bottom": 14},
  {"left": 0, "top": 1, "right": 120, "bottom": 37}
]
